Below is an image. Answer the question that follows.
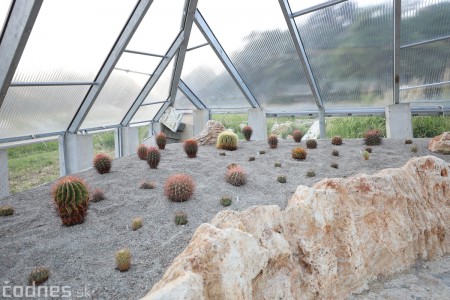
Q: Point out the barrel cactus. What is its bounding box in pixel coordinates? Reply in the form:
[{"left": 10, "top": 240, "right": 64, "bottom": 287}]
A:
[
  {"left": 137, "top": 144, "right": 149, "bottom": 160},
  {"left": 28, "top": 267, "right": 49, "bottom": 285},
  {"left": 93, "top": 153, "right": 112, "bottom": 174},
  {"left": 184, "top": 139, "right": 198, "bottom": 158},
  {"left": 156, "top": 132, "right": 167, "bottom": 150},
  {"left": 306, "top": 139, "right": 317, "bottom": 149},
  {"left": 216, "top": 131, "right": 238, "bottom": 151},
  {"left": 146, "top": 147, "right": 160, "bottom": 169},
  {"left": 52, "top": 176, "right": 89, "bottom": 226},
  {"left": 277, "top": 175, "right": 287, "bottom": 183},
  {"left": 331, "top": 136, "right": 343, "bottom": 145},
  {"left": 164, "top": 174, "right": 195, "bottom": 202},
  {"left": 226, "top": 166, "right": 246, "bottom": 186},
  {"left": 292, "top": 130, "right": 303, "bottom": 143},
  {"left": 364, "top": 129, "right": 382, "bottom": 146},
  {"left": 115, "top": 248, "right": 131, "bottom": 272},
  {"left": 292, "top": 147, "right": 307, "bottom": 160},
  {"left": 242, "top": 125, "right": 253, "bottom": 141},
  {"left": 174, "top": 211, "right": 188, "bottom": 225},
  {"left": 267, "top": 135, "right": 278, "bottom": 149},
  {"left": 220, "top": 196, "right": 232, "bottom": 207},
  {"left": 0, "top": 205, "right": 14, "bottom": 216},
  {"left": 131, "top": 217, "right": 143, "bottom": 231}
]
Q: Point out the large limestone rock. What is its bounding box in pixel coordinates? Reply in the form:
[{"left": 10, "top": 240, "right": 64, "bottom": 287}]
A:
[
  {"left": 143, "top": 156, "right": 450, "bottom": 299},
  {"left": 194, "top": 120, "right": 225, "bottom": 146},
  {"left": 428, "top": 132, "right": 450, "bottom": 154}
]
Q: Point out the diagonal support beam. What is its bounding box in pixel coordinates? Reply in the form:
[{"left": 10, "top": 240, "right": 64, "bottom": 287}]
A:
[
  {"left": 291, "top": 0, "right": 348, "bottom": 18},
  {"left": 121, "top": 32, "right": 184, "bottom": 126},
  {"left": 179, "top": 79, "right": 206, "bottom": 109},
  {"left": 278, "top": 0, "right": 324, "bottom": 109},
  {"left": 0, "top": 0, "right": 43, "bottom": 108},
  {"left": 393, "top": 0, "right": 401, "bottom": 104},
  {"left": 194, "top": 10, "right": 260, "bottom": 108},
  {"left": 68, "top": 0, "right": 155, "bottom": 133}
]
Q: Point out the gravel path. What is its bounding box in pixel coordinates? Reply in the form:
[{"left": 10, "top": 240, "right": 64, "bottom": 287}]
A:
[{"left": 0, "top": 138, "right": 449, "bottom": 299}]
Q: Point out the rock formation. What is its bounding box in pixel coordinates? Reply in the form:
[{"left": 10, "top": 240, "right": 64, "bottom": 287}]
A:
[
  {"left": 143, "top": 156, "right": 450, "bottom": 299},
  {"left": 194, "top": 120, "right": 225, "bottom": 146},
  {"left": 428, "top": 132, "right": 450, "bottom": 154}
]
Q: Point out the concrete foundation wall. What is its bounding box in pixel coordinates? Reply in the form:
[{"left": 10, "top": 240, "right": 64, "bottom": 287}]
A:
[
  {"left": 181, "top": 113, "right": 195, "bottom": 141},
  {"left": 59, "top": 134, "right": 94, "bottom": 176},
  {"left": 0, "top": 149, "right": 9, "bottom": 199},
  {"left": 248, "top": 108, "right": 267, "bottom": 141},
  {"left": 193, "top": 110, "right": 209, "bottom": 136},
  {"left": 386, "top": 103, "right": 413, "bottom": 138},
  {"left": 115, "top": 127, "right": 139, "bottom": 157}
]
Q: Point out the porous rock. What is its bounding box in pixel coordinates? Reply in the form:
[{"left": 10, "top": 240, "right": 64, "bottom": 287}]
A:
[
  {"left": 143, "top": 156, "right": 450, "bottom": 299},
  {"left": 194, "top": 120, "right": 225, "bottom": 146},
  {"left": 428, "top": 132, "right": 450, "bottom": 154}
]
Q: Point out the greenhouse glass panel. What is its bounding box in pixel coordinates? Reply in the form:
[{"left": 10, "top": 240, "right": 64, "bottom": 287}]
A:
[
  {"left": 181, "top": 45, "right": 250, "bottom": 109},
  {"left": 174, "top": 88, "right": 197, "bottom": 110},
  {"left": 131, "top": 103, "right": 164, "bottom": 124},
  {"left": 0, "top": 0, "right": 12, "bottom": 36},
  {"left": 126, "top": 0, "right": 184, "bottom": 55},
  {"left": 400, "top": 85, "right": 450, "bottom": 104},
  {"left": 401, "top": 0, "right": 450, "bottom": 46},
  {"left": 142, "top": 60, "right": 175, "bottom": 105},
  {"left": 12, "top": 0, "right": 138, "bottom": 83},
  {"left": 81, "top": 69, "right": 149, "bottom": 130},
  {"left": 187, "top": 23, "right": 208, "bottom": 49},
  {"left": 115, "top": 53, "right": 160, "bottom": 76},
  {"left": 288, "top": 0, "right": 338, "bottom": 14},
  {"left": 0, "top": 86, "right": 90, "bottom": 139},
  {"left": 295, "top": 0, "right": 393, "bottom": 108},
  {"left": 198, "top": 0, "right": 316, "bottom": 112}
]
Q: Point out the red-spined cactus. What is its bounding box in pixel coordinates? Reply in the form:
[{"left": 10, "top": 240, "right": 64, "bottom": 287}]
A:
[
  {"left": 184, "top": 139, "right": 198, "bottom": 158},
  {"left": 164, "top": 174, "right": 195, "bottom": 202},
  {"left": 331, "top": 136, "right": 343, "bottom": 145},
  {"left": 242, "top": 125, "right": 253, "bottom": 141},
  {"left": 292, "top": 130, "right": 303, "bottom": 143},
  {"left": 226, "top": 166, "right": 246, "bottom": 186},
  {"left": 137, "top": 144, "right": 149, "bottom": 160},
  {"left": 93, "top": 153, "right": 112, "bottom": 174},
  {"left": 156, "top": 132, "right": 167, "bottom": 150},
  {"left": 146, "top": 147, "right": 160, "bottom": 169},
  {"left": 306, "top": 139, "right": 317, "bottom": 149},
  {"left": 52, "top": 176, "right": 89, "bottom": 226},
  {"left": 292, "top": 147, "right": 307, "bottom": 160},
  {"left": 364, "top": 129, "right": 382, "bottom": 146},
  {"left": 267, "top": 134, "right": 278, "bottom": 149}
]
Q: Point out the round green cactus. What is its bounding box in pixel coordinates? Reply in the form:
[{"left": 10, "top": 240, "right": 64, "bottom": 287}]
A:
[
  {"left": 52, "top": 176, "right": 89, "bottom": 226},
  {"left": 216, "top": 131, "right": 238, "bottom": 151},
  {"left": 29, "top": 267, "right": 49, "bottom": 285},
  {"left": 0, "top": 205, "right": 14, "bottom": 216}
]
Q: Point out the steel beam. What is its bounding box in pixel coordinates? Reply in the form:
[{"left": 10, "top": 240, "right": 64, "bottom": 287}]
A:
[
  {"left": 68, "top": 0, "right": 155, "bottom": 133},
  {"left": 179, "top": 79, "right": 206, "bottom": 109},
  {"left": 114, "top": 68, "right": 152, "bottom": 76},
  {"left": 121, "top": 32, "right": 184, "bottom": 125},
  {"left": 278, "top": 0, "right": 324, "bottom": 109},
  {"left": 400, "top": 80, "right": 450, "bottom": 91},
  {"left": 187, "top": 42, "right": 208, "bottom": 52},
  {"left": 194, "top": 10, "right": 260, "bottom": 108},
  {"left": 393, "top": 0, "right": 401, "bottom": 104},
  {"left": 291, "top": 0, "right": 348, "bottom": 18},
  {"left": 10, "top": 81, "right": 96, "bottom": 87},
  {"left": 123, "top": 49, "right": 167, "bottom": 58},
  {"left": 0, "top": 0, "right": 43, "bottom": 108},
  {"left": 401, "top": 34, "right": 450, "bottom": 49}
]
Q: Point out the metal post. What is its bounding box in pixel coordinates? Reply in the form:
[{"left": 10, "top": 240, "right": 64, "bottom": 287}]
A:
[
  {"left": 318, "top": 106, "right": 326, "bottom": 138},
  {"left": 178, "top": 79, "right": 206, "bottom": 109},
  {"left": 393, "top": 0, "right": 401, "bottom": 104}
]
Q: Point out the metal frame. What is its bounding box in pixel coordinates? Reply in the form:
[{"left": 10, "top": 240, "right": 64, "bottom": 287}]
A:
[
  {"left": 114, "top": 68, "right": 152, "bottom": 76},
  {"left": 179, "top": 79, "right": 206, "bottom": 109},
  {"left": 291, "top": 0, "right": 348, "bottom": 18},
  {"left": 393, "top": 0, "right": 401, "bottom": 104},
  {"left": 10, "top": 81, "right": 96, "bottom": 87},
  {"left": 400, "top": 80, "right": 450, "bottom": 91},
  {"left": 123, "top": 49, "right": 167, "bottom": 58},
  {"left": 401, "top": 34, "right": 450, "bottom": 49},
  {"left": 120, "top": 32, "right": 184, "bottom": 125},
  {"left": 0, "top": 0, "right": 43, "bottom": 108},
  {"left": 67, "top": 0, "right": 155, "bottom": 133},
  {"left": 194, "top": 10, "right": 260, "bottom": 108},
  {"left": 187, "top": 42, "right": 208, "bottom": 52}
]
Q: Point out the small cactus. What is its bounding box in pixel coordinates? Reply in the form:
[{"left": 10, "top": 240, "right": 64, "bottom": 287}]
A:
[
  {"left": 306, "top": 170, "right": 316, "bottom": 177},
  {"left": 405, "top": 139, "right": 413, "bottom": 144},
  {"left": 259, "top": 150, "right": 266, "bottom": 155},
  {"left": 331, "top": 136, "right": 343, "bottom": 145},
  {"left": 242, "top": 125, "right": 253, "bottom": 141},
  {"left": 220, "top": 196, "right": 232, "bottom": 207},
  {"left": 115, "top": 248, "right": 131, "bottom": 272},
  {"left": 216, "top": 131, "right": 238, "bottom": 151},
  {"left": 174, "top": 211, "right": 188, "bottom": 225},
  {"left": 365, "top": 147, "right": 372, "bottom": 153},
  {"left": 28, "top": 267, "right": 49, "bottom": 285},
  {"left": 248, "top": 156, "right": 255, "bottom": 162},
  {"left": 292, "top": 130, "right": 303, "bottom": 143},
  {"left": 411, "top": 145, "right": 418, "bottom": 153},
  {"left": 219, "top": 152, "right": 226, "bottom": 156},
  {"left": 274, "top": 162, "right": 282, "bottom": 167},
  {"left": 93, "top": 153, "right": 112, "bottom": 174},
  {"left": 226, "top": 166, "right": 246, "bottom": 186},
  {"left": 292, "top": 147, "right": 307, "bottom": 160},
  {"left": 164, "top": 174, "right": 195, "bottom": 202},
  {"left": 131, "top": 217, "right": 143, "bottom": 231},
  {"left": 139, "top": 180, "right": 156, "bottom": 189},
  {"left": 364, "top": 129, "right": 382, "bottom": 146},
  {"left": 0, "top": 205, "right": 14, "bottom": 216},
  {"left": 306, "top": 139, "right": 317, "bottom": 149},
  {"left": 52, "top": 176, "right": 89, "bottom": 226},
  {"left": 332, "top": 149, "right": 339, "bottom": 156},
  {"left": 91, "top": 188, "right": 106, "bottom": 203},
  {"left": 227, "top": 163, "right": 238, "bottom": 170},
  {"left": 137, "top": 144, "right": 149, "bottom": 160},
  {"left": 156, "top": 132, "right": 167, "bottom": 150},
  {"left": 267, "top": 135, "right": 278, "bottom": 149},
  {"left": 146, "top": 147, "right": 160, "bottom": 169},
  {"left": 362, "top": 151, "right": 370, "bottom": 160},
  {"left": 331, "top": 162, "right": 339, "bottom": 169},
  {"left": 277, "top": 175, "right": 287, "bottom": 183},
  {"left": 184, "top": 139, "right": 198, "bottom": 158}
]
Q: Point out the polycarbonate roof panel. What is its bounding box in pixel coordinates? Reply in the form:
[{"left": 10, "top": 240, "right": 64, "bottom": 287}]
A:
[
  {"left": 295, "top": 0, "right": 393, "bottom": 108},
  {"left": 0, "top": 86, "right": 90, "bottom": 139},
  {"left": 181, "top": 45, "right": 251, "bottom": 109},
  {"left": 198, "top": 0, "right": 316, "bottom": 112},
  {"left": 288, "top": 0, "right": 337, "bottom": 14},
  {"left": 81, "top": 69, "right": 149, "bottom": 130},
  {"left": 400, "top": 85, "right": 450, "bottom": 104},
  {"left": 401, "top": 40, "right": 450, "bottom": 88},
  {"left": 143, "top": 59, "right": 175, "bottom": 104},
  {"left": 0, "top": 0, "right": 12, "bottom": 36},
  {"left": 126, "top": 0, "right": 184, "bottom": 55},
  {"left": 174, "top": 88, "right": 196, "bottom": 110},
  {"left": 115, "top": 53, "right": 160, "bottom": 76},
  {"left": 131, "top": 103, "right": 163, "bottom": 123},
  {"left": 187, "top": 23, "right": 208, "bottom": 49},
  {"left": 12, "top": 0, "right": 137, "bottom": 83},
  {"left": 401, "top": 0, "right": 450, "bottom": 46}
]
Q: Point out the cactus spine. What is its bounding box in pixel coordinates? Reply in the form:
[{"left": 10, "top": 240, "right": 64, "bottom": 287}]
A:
[{"left": 52, "top": 176, "right": 89, "bottom": 226}]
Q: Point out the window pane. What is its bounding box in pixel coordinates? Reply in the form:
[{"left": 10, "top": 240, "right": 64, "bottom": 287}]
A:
[
  {"left": 174, "top": 88, "right": 196, "bottom": 110},
  {"left": 0, "top": 0, "right": 12, "bottom": 36},
  {"left": 143, "top": 59, "right": 175, "bottom": 104},
  {"left": 401, "top": 85, "right": 450, "bottom": 104},
  {"left": 131, "top": 103, "right": 163, "bottom": 123},
  {"left": 115, "top": 53, "right": 160, "bottom": 75},
  {"left": 187, "top": 23, "right": 208, "bottom": 49},
  {"left": 288, "top": 0, "right": 336, "bottom": 14},
  {"left": 12, "top": 0, "right": 138, "bottom": 83}
]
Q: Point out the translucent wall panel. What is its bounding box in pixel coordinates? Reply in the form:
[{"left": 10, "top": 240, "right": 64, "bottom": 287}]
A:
[
  {"left": 12, "top": 0, "right": 137, "bottom": 83},
  {"left": 198, "top": 0, "right": 316, "bottom": 112},
  {"left": 402, "top": 0, "right": 450, "bottom": 46},
  {"left": 115, "top": 53, "right": 160, "bottom": 75},
  {"left": 0, "top": 0, "right": 12, "bottom": 36},
  {"left": 143, "top": 60, "right": 175, "bottom": 104},
  {"left": 174, "top": 88, "right": 197, "bottom": 110},
  {"left": 187, "top": 23, "right": 208, "bottom": 49},
  {"left": 126, "top": 0, "right": 184, "bottom": 55},
  {"left": 181, "top": 46, "right": 251, "bottom": 109},
  {"left": 401, "top": 85, "right": 450, "bottom": 103},
  {"left": 295, "top": 0, "right": 393, "bottom": 108},
  {"left": 0, "top": 86, "right": 90, "bottom": 139},
  {"left": 131, "top": 103, "right": 163, "bottom": 124},
  {"left": 81, "top": 69, "right": 149, "bottom": 129},
  {"left": 288, "top": 0, "right": 337, "bottom": 13}
]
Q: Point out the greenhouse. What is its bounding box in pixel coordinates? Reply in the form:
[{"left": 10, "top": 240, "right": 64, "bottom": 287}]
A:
[{"left": 1, "top": 0, "right": 450, "bottom": 299}]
